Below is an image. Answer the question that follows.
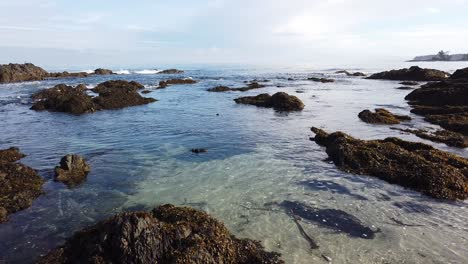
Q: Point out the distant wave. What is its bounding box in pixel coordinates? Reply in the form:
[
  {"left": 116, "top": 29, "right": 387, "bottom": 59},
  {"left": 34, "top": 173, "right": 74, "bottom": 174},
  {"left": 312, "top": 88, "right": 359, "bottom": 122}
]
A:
[
  {"left": 134, "top": 69, "right": 161, "bottom": 74},
  {"left": 115, "top": 70, "right": 131, "bottom": 75}
]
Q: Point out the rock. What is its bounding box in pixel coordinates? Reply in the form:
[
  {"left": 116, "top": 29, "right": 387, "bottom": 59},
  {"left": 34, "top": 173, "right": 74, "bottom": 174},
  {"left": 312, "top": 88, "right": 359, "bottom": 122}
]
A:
[
  {"left": 31, "top": 81, "right": 156, "bottom": 115},
  {"left": 310, "top": 127, "right": 468, "bottom": 200},
  {"left": 191, "top": 148, "right": 207, "bottom": 154},
  {"left": 235, "top": 92, "right": 304, "bottom": 111},
  {"left": 396, "top": 86, "right": 414, "bottom": 90},
  {"left": 0, "top": 63, "right": 49, "bottom": 83},
  {"left": 450, "top": 67, "right": 468, "bottom": 80},
  {"left": 367, "top": 66, "right": 448, "bottom": 81},
  {"left": 158, "top": 78, "right": 197, "bottom": 88},
  {"left": 358, "top": 108, "right": 411, "bottom": 125},
  {"left": 399, "top": 81, "right": 419, "bottom": 86},
  {"left": 141, "top": 90, "right": 152, "bottom": 94},
  {"left": 93, "top": 68, "right": 113, "bottom": 75},
  {"left": 158, "top": 69, "right": 184, "bottom": 74},
  {"left": 0, "top": 147, "right": 44, "bottom": 223},
  {"left": 31, "top": 84, "right": 97, "bottom": 115},
  {"left": 335, "top": 70, "right": 366, "bottom": 77},
  {"left": 38, "top": 204, "right": 283, "bottom": 264},
  {"left": 207, "top": 82, "right": 266, "bottom": 92},
  {"left": 54, "top": 154, "right": 91, "bottom": 187},
  {"left": 307, "top": 77, "right": 335, "bottom": 83},
  {"left": 391, "top": 127, "right": 468, "bottom": 148},
  {"left": 48, "top": 71, "right": 89, "bottom": 79}
]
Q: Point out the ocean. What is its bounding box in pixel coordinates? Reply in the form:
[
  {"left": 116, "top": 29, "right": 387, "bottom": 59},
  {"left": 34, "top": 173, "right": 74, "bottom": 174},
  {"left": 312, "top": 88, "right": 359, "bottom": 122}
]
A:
[{"left": 1, "top": 62, "right": 467, "bottom": 263}]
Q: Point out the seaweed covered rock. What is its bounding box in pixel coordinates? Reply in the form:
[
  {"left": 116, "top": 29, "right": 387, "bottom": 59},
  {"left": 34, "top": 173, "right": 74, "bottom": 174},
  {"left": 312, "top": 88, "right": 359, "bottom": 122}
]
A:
[
  {"left": 54, "top": 154, "right": 91, "bottom": 187},
  {"left": 48, "top": 71, "right": 89, "bottom": 79},
  {"left": 31, "top": 84, "right": 97, "bottom": 114},
  {"left": 158, "top": 78, "right": 197, "bottom": 88},
  {"left": 307, "top": 77, "right": 335, "bottom": 83},
  {"left": 367, "top": 66, "right": 448, "bottom": 81},
  {"left": 38, "top": 204, "right": 283, "bottom": 264},
  {"left": 158, "top": 69, "right": 184, "bottom": 74},
  {"left": 93, "top": 68, "right": 114, "bottom": 75},
  {"left": 450, "top": 67, "right": 468, "bottom": 80},
  {"left": 404, "top": 78, "right": 468, "bottom": 147},
  {"left": 392, "top": 128, "right": 468, "bottom": 148},
  {"left": 358, "top": 108, "right": 411, "bottom": 125},
  {"left": 0, "top": 63, "right": 49, "bottom": 83},
  {"left": 31, "top": 81, "right": 156, "bottom": 114},
  {"left": 234, "top": 92, "right": 304, "bottom": 111},
  {"left": 310, "top": 127, "right": 468, "bottom": 200},
  {"left": 0, "top": 147, "right": 44, "bottom": 223}
]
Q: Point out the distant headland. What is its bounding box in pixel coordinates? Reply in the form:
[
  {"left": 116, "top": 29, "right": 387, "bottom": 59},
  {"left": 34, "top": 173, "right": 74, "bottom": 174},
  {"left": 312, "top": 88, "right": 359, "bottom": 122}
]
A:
[{"left": 409, "top": 50, "right": 468, "bottom": 62}]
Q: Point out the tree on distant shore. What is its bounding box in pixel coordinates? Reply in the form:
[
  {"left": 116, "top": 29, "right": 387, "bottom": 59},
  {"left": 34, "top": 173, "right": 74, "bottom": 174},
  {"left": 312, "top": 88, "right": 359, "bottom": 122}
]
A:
[
  {"left": 433, "top": 50, "right": 450, "bottom": 61},
  {"left": 464, "top": 54, "right": 468, "bottom": 61}
]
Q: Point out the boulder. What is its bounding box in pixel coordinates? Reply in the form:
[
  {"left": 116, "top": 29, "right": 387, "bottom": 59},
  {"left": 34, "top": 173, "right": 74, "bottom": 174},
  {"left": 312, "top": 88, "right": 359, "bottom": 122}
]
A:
[
  {"left": 367, "top": 66, "right": 448, "bottom": 81},
  {"left": 38, "top": 204, "right": 283, "bottom": 264},
  {"left": 158, "top": 78, "right": 197, "bottom": 89},
  {"left": 358, "top": 108, "right": 411, "bottom": 125},
  {"left": 0, "top": 147, "right": 44, "bottom": 223},
  {"left": 310, "top": 127, "right": 468, "bottom": 200},
  {"left": 54, "top": 154, "right": 91, "bottom": 187},
  {"left": 93, "top": 68, "right": 114, "bottom": 75},
  {"left": 450, "top": 67, "right": 468, "bottom": 80},
  {"left": 307, "top": 77, "right": 335, "bottom": 83},
  {"left": 234, "top": 92, "right": 304, "bottom": 111},
  {"left": 158, "top": 69, "right": 184, "bottom": 74},
  {"left": 0, "top": 63, "right": 49, "bottom": 83},
  {"left": 91, "top": 80, "right": 144, "bottom": 94}
]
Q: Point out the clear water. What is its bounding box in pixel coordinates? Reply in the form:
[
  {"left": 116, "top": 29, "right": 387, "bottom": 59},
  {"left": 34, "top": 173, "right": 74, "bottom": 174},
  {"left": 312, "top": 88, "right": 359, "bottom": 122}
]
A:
[{"left": 0, "top": 62, "right": 467, "bottom": 264}]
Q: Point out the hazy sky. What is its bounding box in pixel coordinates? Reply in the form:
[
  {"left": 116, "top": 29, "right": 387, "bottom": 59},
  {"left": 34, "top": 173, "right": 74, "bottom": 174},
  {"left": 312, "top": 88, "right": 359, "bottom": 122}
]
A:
[{"left": 1, "top": 0, "right": 467, "bottom": 68}]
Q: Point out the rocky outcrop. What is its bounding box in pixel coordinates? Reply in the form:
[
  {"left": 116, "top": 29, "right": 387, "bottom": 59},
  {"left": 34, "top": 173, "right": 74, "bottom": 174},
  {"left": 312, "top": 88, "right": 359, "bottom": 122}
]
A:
[
  {"left": 367, "top": 66, "right": 448, "bottom": 81},
  {"left": 38, "top": 204, "right": 283, "bottom": 264},
  {"left": 399, "top": 81, "right": 419, "bottom": 86},
  {"left": 307, "top": 77, "right": 335, "bottom": 83},
  {"left": 48, "top": 71, "right": 89, "bottom": 79},
  {"left": 450, "top": 67, "right": 468, "bottom": 80},
  {"left": 31, "top": 81, "right": 156, "bottom": 115},
  {"left": 207, "top": 82, "right": 266, "bottom": 92},
  {"left": 358, "top": 108, "right": 411, "bottom": 125},
  {"left": 54, "top": 155, "right": 91, "bottom": 187},
  {"left": 0, "top": 63, "right": 49, "bottom": 83},
  {"left": 158, "top": 78, "right": 197, "bottom": 89},
  {"left": 0, "top": 147, "right": 44, "bottom": 223},
  {"left": 310, "top": 127, "right": 468, "bottom": 200},
  {"left": 392, "top": 128, "right": 468, "bottom": 148},
  {"left": 235, "top": 92, "right": 304, "bottom": 111},
  {"left": 335, "top": 70, "right": 366, "bottom": 77},
  {"left": 94, "top": 68, "right": 114, "bottom": 75},
  {"left": 158, "top": 69, "right": 184, "bottom": 74}
]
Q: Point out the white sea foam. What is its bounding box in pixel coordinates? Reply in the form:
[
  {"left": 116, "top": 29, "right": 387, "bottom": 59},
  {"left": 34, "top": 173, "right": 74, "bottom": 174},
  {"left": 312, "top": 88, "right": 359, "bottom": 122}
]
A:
[
  {"left": 134, "top": 69, "right": 161, "bottom": 74},
  {"left": 83, "top": 69, "right": 94, "bottom": 74},
  {"left": 115, "top": 70, "right": 131, "bottom": 75}
]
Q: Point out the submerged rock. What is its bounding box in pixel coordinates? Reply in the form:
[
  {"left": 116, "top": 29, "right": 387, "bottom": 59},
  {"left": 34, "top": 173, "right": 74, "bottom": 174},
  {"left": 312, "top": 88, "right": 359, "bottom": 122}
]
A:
[
  {"left": 207, "top": 82, "right": 266, "bottom": 92},
  {"left": 54, "top": 154, "right": 91, "bottom": 187},
  {"left": 0, "top": 63, "right": 49, "bottom": 83},
  {"left": 310, "top": 127, "right": 468, "bottom": 200},
  {"left": 335, "top": 70, "right": 366, "bottom": 77},
  {"left": 358, "top": 108, "right": 411, "bottom": 125},
  {"left": 399, "top": 81, "right": 420, "bottom": 86},
  {"left": 158, "top": 69, "right": 184, "bottom": 74},
  {"left": 31, "top": 81, "right": 155, "bottom": 114},
  {"left": 38, "top": 204, "right": 283, "bottom": 264},
  {"left": 191, "top": 148, "right": 207, "bottom": 154},
  {"left": 307, "top": 77, "right": 335, "bottom": 83},
  {"left": 367, "top": 66, "right": 448, "bottom": 81},
  {"left": 279, "top": 200, "right": 376, "bottom": 239},
  {"left": 0, "top": 147, "right": 44, "bottom": 223},
  {"left": 396, "top": 86, "right": 414, "bottom": 90},
  {"left": 158, "top": 78, "right": 197, "bottom": 88},
  {"left": 234, "top": 92, "right": 304, "bottom": 111},
  {"left": 392, "top": 127, "right": 468, "bottom": 148}
]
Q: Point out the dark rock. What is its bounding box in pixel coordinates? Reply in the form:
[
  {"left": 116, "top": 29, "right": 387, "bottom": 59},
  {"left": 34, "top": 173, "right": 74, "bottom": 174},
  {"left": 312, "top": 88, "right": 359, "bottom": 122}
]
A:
[
  {"left": 158, "top": 69, "right": 184, "bottom": 74},
  {"left": 450, "top": 67, "right": 468, "bottom": 80},
  {"left": 31, "top": 81, "right": 155, "bottom": 115},
  {"left": 207, "top": 86, "right": 232, "bottom": 92},
  {"left": 287, "top": 78, "right": 294, "bottom": 81},
  {"left": 279, "top": 201, "right": 376, "bottom": 239},
  {"left": 54, "top": 154, "right": 91, "bottom": 187},
  {"left": 141, "top": 90, "right": 152, "bottom": 94},
  {"left": 38, "top": 204, "right": 283, "bottom": 264},
  {"left": 399, "top": 81, "right": 419, "bottom": 86},
  {"left": 234, "top": 92, "right": 304, "bottom": 111},
  {"left": 307, "top": 77, "right": 335, "bottom": 83},
  {"left": 396, "top": 86, "right": 414, "bottom": 90},
  {"left": 358, "top": 108, "right": 411, "bottom": 125},
  {"left": 310, "top": 127, "right": 468, "bottom": 200},
  {"left": 191, "top": 148, "right": 207, "bottom": 154},
  {"left": 367, "top": 66, "right": 448, "bottom": 81},
  {"left": 48, "top": 71, "right": 89, "bottom": 79},
  {"left": 391, "top": 127, "right": 468, "bottom": 148},
  {"left": 93, "top": 68, "right": 113, "bottom": 75},
  {"left": 207, "top": 82, "right": 266, "bottom": 92},
  {"left": 335, "top": 70, "right": 366, "bottom": 77},
  {"left": 158, "top": 78, "right": 197, "bottom": 88},
  {"left": 0, "top": 147, "right": 44, "bottom": 223},
  {"left": 0, "top": 63, "right": 49, "bottom": 83}
]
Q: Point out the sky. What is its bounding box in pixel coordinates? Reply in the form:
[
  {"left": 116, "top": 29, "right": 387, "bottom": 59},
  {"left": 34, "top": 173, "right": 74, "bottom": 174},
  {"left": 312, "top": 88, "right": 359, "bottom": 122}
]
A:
[{"left": 0, "top": 0, "right": 467, "bottom": 69}]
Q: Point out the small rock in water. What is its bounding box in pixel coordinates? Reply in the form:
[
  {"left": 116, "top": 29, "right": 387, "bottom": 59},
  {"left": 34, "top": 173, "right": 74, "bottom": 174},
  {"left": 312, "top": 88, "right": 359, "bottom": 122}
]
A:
[
  {"left": 54, "top": 154, "right": 91, "bottom": 187},
  {"left": 191, "top": 148, "right": 207, "bottom": 154}
]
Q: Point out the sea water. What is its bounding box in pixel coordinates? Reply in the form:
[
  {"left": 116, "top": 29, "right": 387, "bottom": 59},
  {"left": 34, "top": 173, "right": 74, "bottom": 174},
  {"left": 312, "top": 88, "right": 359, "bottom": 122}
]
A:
[{"left": 0, "top": 62, "right": 467, "bottom": 263}]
